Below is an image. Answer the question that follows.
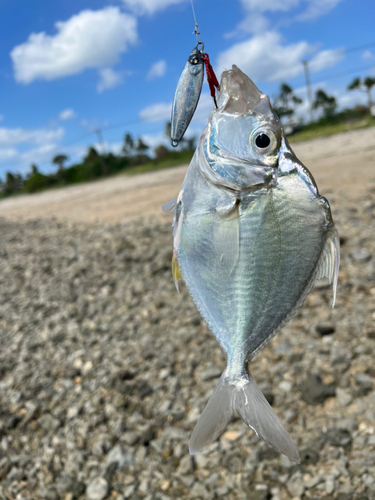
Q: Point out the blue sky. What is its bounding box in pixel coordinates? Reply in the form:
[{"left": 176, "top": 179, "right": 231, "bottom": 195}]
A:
[{"left": 0, "top": 0, "right": 374, "bottom": 179}]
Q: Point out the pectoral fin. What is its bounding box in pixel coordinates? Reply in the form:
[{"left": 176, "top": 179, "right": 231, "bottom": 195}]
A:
[
  {"left": 162, "top": 196, "right": 178, "bottom": 216},
  {"left": 214, "top": 201, "right": 240, "bottom": 274},
  {"left": 315, "top": 227, "right": 340, "bottom": 307}
]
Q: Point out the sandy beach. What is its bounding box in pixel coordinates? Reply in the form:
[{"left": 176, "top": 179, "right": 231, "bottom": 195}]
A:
[{"left": 0, "top": 127, "right": 374, "bottom": 224}]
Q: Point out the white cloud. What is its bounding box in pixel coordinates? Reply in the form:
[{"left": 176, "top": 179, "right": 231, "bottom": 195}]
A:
[
  {"left": 97, "top": 68, "right": 123, "bottom": 93},
  {"left": 0, "top": 126, "right": 64, "bottom": 145},
  {"left": 192, "top": 93, "right": 215, "bottom": 123},
  {"left": 282, "top": 81, "right": 368, "bottom": 123},
  {"left": 146, "top": 60, "right": 166, "bottom": 80},
  {"left": 217, "top": 33, "right": 345, "bottom": 85},
  {"left": 21, "top": 143, "right": 60, "bottom": 169},
  {"left": 103, "top": 141, "right": 123, "bottom": 155},
  {"left": 11, "top": 7, "right": 137, "bottom": 84},
  {"left": 140, "top": 132, "right": 169, "bottom": 150},
  {"left": 296, "top": 0, "right": 343, "bottom": 21},
  {"left": 0, "top": 143, "right": 64, "bottom": 176},
  {"left": 80, "top": 118, "right": 109, "bottom": 132},
  {"left": 59, "top": 108, "right": 76, "bottom": 121},
  {"left": 362, "top": 50, "right": 375, "bottom": 61},
  {"left": 225, "top": 12, "right": 269, "bottom": 37},
  {"left": 240, "top": 0, "right": 299, "bottom": 12},
  {"left": 139, "top": 92, "right": 214, "bottom": 124},
  {"left": 230, "top": 0, "right": 343, "bottom": 36},
  {"left": 121, "top": 0, "right": 186, "bottom": 15},
  {"left": 139, "top": 102, "right": 171, "bottom": 122},
  {"left": 217, "top": 31, "right": 312, "bottom": 83},
  {"left": 0, "top": 148, "right": 18, "bottom": 162},
  {"left": 309, "top": 48, "right": 345, "bottom": 73}
]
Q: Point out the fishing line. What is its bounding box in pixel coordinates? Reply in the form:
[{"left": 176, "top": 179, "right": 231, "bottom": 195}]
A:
[
  {"left": 190, "top": 0, "right": 202, "bottom": 45},
  {"left": 189, "top": 0, "right": 220, "bottom": 107}
]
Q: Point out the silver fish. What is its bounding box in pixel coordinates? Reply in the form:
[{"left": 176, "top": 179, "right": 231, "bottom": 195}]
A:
[
  {"left": 170, "top": 45, "right": 204, "bottom": 147},
  {"left": 163, "top": 65, "right": 339, "bottom": 462}
]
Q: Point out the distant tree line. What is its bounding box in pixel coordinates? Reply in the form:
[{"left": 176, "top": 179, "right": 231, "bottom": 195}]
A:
[
  {"left": 0, "top": 125, "right": 196, "bottom": 197},
  {"left": 1, "top": 76, "right": 374, "bottom": 198}
]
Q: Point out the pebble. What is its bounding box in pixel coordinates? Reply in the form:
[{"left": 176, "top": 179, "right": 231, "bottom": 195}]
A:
[
  {"left": 278, "top": 381, "right": 292, "bottom": 393},
  {"left": 0, "top": 184, "right": 374, "bottom": 499},
  {"left": 177, "top": 454, "right": 194, "bottom": 475},
  {"left": 315, "top": 324, "right": 335, "bottom": 336},
  {"left": 287, "top": 477, "right": 304, "bottom": 498},
  {"left": 190, "top": 482, "right": 209, "bottom": 498},
  {"left": 325, "top": 476, "right": 336, "bottom": 494},
  {"left": 298, "top": 374, "right": 335, "bottom": 405},
  {"left": 336, "top": 388, "right": 353, "bottom": 407},
  {"left": 38, "top": 414, "right": 61, "bottom": 433},
  {"left": 355, "top": 373, "right": 373, "bottom": 396},
  {"left": 350, "top": 249, "right": 372, "bottom": 262},
  {"left": 86, "top": 477, "right": 109, "bottom": 500},
  {"left": 106, "top": 444, "right": 132, "bottom": 471}
]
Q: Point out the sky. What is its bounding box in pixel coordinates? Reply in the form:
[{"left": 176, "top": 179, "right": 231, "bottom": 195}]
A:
[{"left": 0, "top": 0, "right": 374, "bottom": 178}]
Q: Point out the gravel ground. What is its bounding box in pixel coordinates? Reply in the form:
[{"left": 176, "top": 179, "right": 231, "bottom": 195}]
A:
[{"left": 0, "top": 182, "right": 374, "bottom": 500}]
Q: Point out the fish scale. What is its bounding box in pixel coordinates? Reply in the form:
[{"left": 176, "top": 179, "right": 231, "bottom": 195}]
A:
[{"left": 163, "top": 65, "right": 339, "bottom": 461}]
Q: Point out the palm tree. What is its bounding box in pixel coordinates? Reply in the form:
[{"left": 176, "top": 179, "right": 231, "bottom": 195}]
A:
[
  {"left": 136, "top": 138, "right": 149, "bottom": 155},
  {"left": 25, "top": 164, "right": 39, "bottom": 180},
  {"left": 52, "top": 154, "right": 68, "bottom": 172},
  {"left": 84, "top": 146, "right": 99, "bottom": 163},
  {"left": 122, "top": 133, "right": 134, "bottom": 156},
  {"left": 348, "top": 76, "right": 375, "bottom": 109},
  {"left": 313, "top": 89, "right": 337, "bottom": 120},
  {"left": 5, "top": 171, "right": 23, "bottom": 194},
  {"left": 274, "top": 83, "right": 303, "bottom": 118}
]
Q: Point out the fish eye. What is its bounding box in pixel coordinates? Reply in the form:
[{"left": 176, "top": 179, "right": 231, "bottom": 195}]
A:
[
  {"left": 255, "top": 133, "right": 270, "bottom": 149},
  {"left": 251, "top": 128, "right": 278, "bottom": 155}
]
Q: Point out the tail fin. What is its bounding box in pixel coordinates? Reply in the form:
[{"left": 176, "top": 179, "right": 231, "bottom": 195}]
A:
[{"left": 189, "top": 372, "right": 300, "bottom": 462}]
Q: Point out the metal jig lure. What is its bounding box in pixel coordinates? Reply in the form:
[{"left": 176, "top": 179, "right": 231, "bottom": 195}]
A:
[{"left": 170, "top": 3, "right": 220, "bottom": 147}]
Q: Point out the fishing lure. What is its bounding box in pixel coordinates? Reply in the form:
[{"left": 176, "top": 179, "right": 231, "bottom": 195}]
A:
[
  {"left": 170, "top": 43, "right": 205, "bottom": 147},
  {"left": 170, "top": 8, "right": 219, "bottom": 147}
]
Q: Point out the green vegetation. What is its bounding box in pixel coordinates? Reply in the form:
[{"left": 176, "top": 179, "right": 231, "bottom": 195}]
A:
[
  {"left": 1, "top": 76, "right": 375, "bottom": 199},
  {"left": 124, "top": 149, "right": 194, "bottom": 175},
  {"left": 0, "top": 129, "right": 196, "bottom": 199},
  {"left": 273, "top": 83, "right": 303, "bottom": 118},
  {"left": 348, "top": 76, "right": 375, "bottom": 109},
  {"left": 289, "top": 108, "right": 374, "bottom": 143}
]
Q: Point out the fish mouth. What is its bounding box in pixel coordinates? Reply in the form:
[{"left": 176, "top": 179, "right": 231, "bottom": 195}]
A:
[{"left": 216, "top": 65, "right": 266, "bottom": 115}]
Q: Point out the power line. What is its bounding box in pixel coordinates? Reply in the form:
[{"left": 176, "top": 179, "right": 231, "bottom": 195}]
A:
[
  {"left": 345, "top": 42, "right": 375, "bottom": 54},
  {"left": 2, "top": 45, "right": 375, "bottom": 176},
  {"left": 311, "top": 63, "right": 375, "bottom": 84},
  {"left": 303, "top": 41, "right": 375, "bottom": 62},
  {"left": 293, "top": 63, "right": 375, "bottom": 96}
]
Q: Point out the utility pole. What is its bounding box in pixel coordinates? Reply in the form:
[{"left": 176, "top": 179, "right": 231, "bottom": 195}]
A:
[
  {"left": 95, "top": 128, "right": 108, "bottom": 176},
  {"left": 303, "top": 60, "right": 314, "bottom": 123},
  {"left": 95, "top": 128, "right": 106, "bottom": 155}
]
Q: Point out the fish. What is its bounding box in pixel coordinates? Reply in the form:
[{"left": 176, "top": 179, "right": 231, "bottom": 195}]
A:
[
  {"left": 162, "top": 65, "right": 339, "bottom": 462},
  {"left": 170, "top": 45, "right": 204, "bottom": 147}
]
